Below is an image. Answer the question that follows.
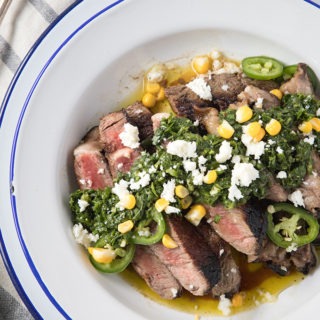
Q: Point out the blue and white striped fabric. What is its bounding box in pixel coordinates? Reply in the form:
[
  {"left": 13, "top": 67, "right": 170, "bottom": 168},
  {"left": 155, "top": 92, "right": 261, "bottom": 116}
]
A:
[{"left": 0, "top": 1, "right": 75, "bottom": 319}]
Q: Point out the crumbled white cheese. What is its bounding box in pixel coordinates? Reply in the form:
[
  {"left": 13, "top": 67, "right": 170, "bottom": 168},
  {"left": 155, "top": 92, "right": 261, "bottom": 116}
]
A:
[
  {"left": 78, "top": 199, "right": 89, "bottom": 212},
  {"left": 165, "top": 206, "right": 181, "bottom": 214},
  {"left": 231, "top": 162, "right": 260, "bottom": 187},
  {"left": 215, "top": 140, "right": 233, "bottom": 163},
  {"left": 161, "top": 179, "right": 176, "bottom": 203},
  {"left": 129, "top": 171, "right": 151, "bottom": 190},
  {"left": 228, "top": 184, "right": 243, "bottom": 201},
  {"left": 217, "top": 164, "right": 227, "bottom": 171},
  {"left": 231, "top": 155, "right": 241, "bottom": 164},
  {"left": 119, "top": 123, "right": 140, "bottom": 149},
  {"left": 268, "top": 139, "right": 276, "bottom": 145},
  {"left": 276, "top": 146, "right": 283, "bottom": 154},
  {"left": 147, "top": 64, "right": 167, "bottom": 82},
  {"left": 218, "top": 294, "right": 232, "bottom": 316},
  {"left": 198, "top": 155, "right": 207, "bottom": 166},
  {"left": 137, "top": 229, "right": 151, "bottom": 237},
  {"left": 221, "top": 84, "right": 229, "bottom": 91},
  {"left": 193, "top": 119, "right": 199, "bottom": 126},
  {"left": 280, "top": 266, "right": 288, "bottom": 272},
  {"left": 241, "top": 133, "right": 266, "bottom": 160},
  {"left": 317, "top": 108, "right": 320, "bottom": 117},
  {"left": 210, "top": 49, "right": 221, "bottom": 60},
  {"left": 186, "top": 77, "right": 212, "bottom": 101},
  {"left": 255, "top": 97, "right": 264, "bottom": 109},
  {"left": 192, "top": 169, "right": 204, "bottom": 186},
  {"left": 304, "top": 134, "right": 315, "bottom": 145},
  {"left": 288, "top": 190, "right": 305, "bottom": 207},
  {"left": 212, "top": 59, "right": 222, "bottom": 70},
  {"left": 183, "top": 159, "right": 197, "bottom": 172},
  {"left": 170, "top": 288, "right": 179, "bottom": 298},
  {"left": 167, "top": 140, "right": 197, "bottom": 158},
  {"left": 276, "top": 171, "right": 287, "bottom": 179},
  {"left": 219, "top": 249, "right": 224, "bottom": 256},
  {"left": 97, "top": 168, "right": 105, "bottom": 174},
  {"left": 112, "top": 179, "right": 130, "bottom": 198},
  {"left": 213, "top": 61, "right": 241, "bottom": 75},
  {"left": 148, "top": 165, "right": 157, "bottom": 174},
  {"left": 72, "top": 223, "right": 98, "bottom": 248},
  {"left": 286, "top": 242, "right": 298, "bottom": 253}
]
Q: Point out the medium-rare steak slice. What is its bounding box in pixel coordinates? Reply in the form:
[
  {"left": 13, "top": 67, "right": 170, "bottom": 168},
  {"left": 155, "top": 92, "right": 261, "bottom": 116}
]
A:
[
  {"left": 265, "top": 176, "right": 288, "bottom": 202},
  {"left": 205, "top": 202, "right": 267, "bottom": 256},
  {"left": 74, "top": 127, "right": 113, "bottom": 189},
  {"left": 197, "top": 222, "right": 241, "bottom": 297},
  {"left": 297, "top": 175, "right": 320, "bottom": 216},
  {"left": 131, "top": 245, "right": 183, "bottom": 300},
  {"left": 150, "top": 215, "right": 221, "bottom": 296},
  {"left": 248, "top": 238, "right": 317, "bottom": 275}
]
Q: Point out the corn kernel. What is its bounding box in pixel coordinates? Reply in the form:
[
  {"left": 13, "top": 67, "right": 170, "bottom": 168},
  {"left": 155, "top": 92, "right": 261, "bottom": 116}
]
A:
[
  {"left": 236, "top": 105, "right": 253, "bottom": 123},
  {"left": 162, "top": 234, "right": 178, "bottom": 249},
  {"left": 245, "top": 121, "right": 261, "bottom": 138},
  {"left": 265, "top": 119, "right": 281, "bottom": 136},
  {"left": 192, "top": 55, "right": 211, "bottom": 74},
  {"left": 185, "top": 204, "right": 206, "bottom": 226},
  {"left": 298, "top": 121, "right": 313, "bottom": 134},
  {"left": 156, "top": 87, "right": 165, "bottom": 101},
  {"left": 118, "top": 220, "right": 134, "bottom": 234},
  {"left": 142, "top": 92, "right": 156, "bottom": 108},
  {"left": 310, "top": 117, "right": 320, "bottom": 132},
  {"left": 180, "top": 195, "right": 193, "bottom": 209},
  {"left": 232, "top": 292, "right": 245, "bottom": 308},
  {"left": 253, "top": 128, "right": 266, "bottom": 142},
  {"left": 203, "top": 170, "right": 218, "bottom": 184},
  {"left": 88, "top": 247, "right": 116, "bottom": 264},
  {"left": 155, "top": 198, "right": 169, "bottom": 212},
  {"left": 120, "top": 194, "right": 136, "bottom": 210},
  {"left": 217, "top": 120, "right": 235, "bottom": 139},
  {"left": 145, "top": 82, "right": 161, "bottom": 94},
  {"left": 269, "top": 89, "right": 283, "bottom": 100},
  {"left": 175, "top": 185, "right": 189, "bottom": 198}
]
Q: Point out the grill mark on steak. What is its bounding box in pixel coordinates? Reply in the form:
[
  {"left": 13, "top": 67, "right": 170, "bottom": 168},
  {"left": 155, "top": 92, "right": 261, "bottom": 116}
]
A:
[
  {"left": 197, "top": 222, "right": 241, "bottom": 297},
  {"left": 73, "top": 127, "right": 113, "bottom": 189},
  {"left": 132, "top": 245, "right": 183, "bottom": 300},
  {"left": 150, "top": 215, "right": 221, "bottom": 296},
  {"left": 205, "top": 202, "right": 267, "bottom": 256}
]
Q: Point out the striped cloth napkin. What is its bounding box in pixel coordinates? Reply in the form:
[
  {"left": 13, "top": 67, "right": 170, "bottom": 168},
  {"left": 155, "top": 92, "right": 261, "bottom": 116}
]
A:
[{"left": 0, "top": 1, "right": 75, "bottom": 318}]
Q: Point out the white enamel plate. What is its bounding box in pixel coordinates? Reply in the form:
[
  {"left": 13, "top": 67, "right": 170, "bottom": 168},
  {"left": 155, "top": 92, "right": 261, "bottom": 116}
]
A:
[{"left": 1, "top": 0, "right": 320, "bottom": 319}]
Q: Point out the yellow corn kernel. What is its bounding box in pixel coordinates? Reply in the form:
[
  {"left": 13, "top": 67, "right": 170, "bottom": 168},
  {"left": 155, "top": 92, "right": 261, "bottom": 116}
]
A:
[
  {"left": 142, "top": 92, "right": 156, "bottom": 108},
  {"left": 185, "top": 204, "right": 206, "bottom": 226},
  {"left": 180, "top": 195, "right": 193, "bottom": 209},
  {"left": 265, "top": 119, "right": 281, "bottom": 136},
  {"left": 232, "top": 292, "right": 245, "bottom": 308},
  {"left": 236, "top": 105, "right": 253, "bottom": 123},
  {"left": 156, "top": 87, "right": 165, "bottom": 101},
  {"left": 118, "top": 219, "right": 134, "bottom": 234},
  {"left": 310, "top": 117, "right": 320, "bottom": 132},
  {"left": 192, "top": 55, "right": 211, "bottom": 74},
  {"left": 298, "top": 121, "right": 313, "bottom": 134},
  {"left": 155, "top": 198, "right": 169, "bottom": 212},
  {"left": 269, "top": 89, "right": 283, "bottom": 100},
  {"left": 245, "top": 121, "right": 262, "bottom": 138},
  {"left": 88, "top": 247, "right": 116, "bottom": 264},
  {"left": 120, "top": 194, "right": 136, "bottom": 210},
  {"left": 203, "top": 170, "right": 218, "bottom": 184},
  {"left": 162, "top": 234, "right": 178, "bottom": 249},
  {"left": 253, "top": 127, "right": 266, "bottom": 142},
  {"left": 217, "top": 120, "right": 235, "bottom": 139},
  {"left": 145, "top": 82, "right": 161, "bottom": 94},
  {"left": 175, "top": 185, "right": 189, "bottom": 198}
]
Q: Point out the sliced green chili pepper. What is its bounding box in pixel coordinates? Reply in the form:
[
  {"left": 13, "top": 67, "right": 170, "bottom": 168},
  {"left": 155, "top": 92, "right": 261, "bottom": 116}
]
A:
[
  {"left": 283, "top": 64, "right": 320, "bottom": 93},
  {"left": 89, "top": 244, "right": 135, "bottom": 273},
  {"left": 132, "top": 209, "right": 166, "bottom": 245},
  {"left": 242, "top": 56, "right": 284, "bottom": 80},
  {"left": 267, "top": 203, "right": 319, "bottom": 249}
]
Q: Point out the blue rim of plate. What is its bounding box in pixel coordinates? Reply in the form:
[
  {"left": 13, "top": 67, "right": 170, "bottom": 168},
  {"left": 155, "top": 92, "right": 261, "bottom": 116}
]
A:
[
  {"left": 0, "top": 0, "right": 125, "bottom": 319},
  {"left": 305, "top": 0, "right": 320, "bottom": 8}
]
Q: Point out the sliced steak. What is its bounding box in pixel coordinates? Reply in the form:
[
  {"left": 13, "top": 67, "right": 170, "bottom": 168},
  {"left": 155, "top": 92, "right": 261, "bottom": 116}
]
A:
[
  {"left": 124, "top": 102, "right": 153, "bottom": 141},
  {"left": 197, "top": 222, "right": 241, "bottom": 297},
  {"left": 241, "top": 77, "right": 279, "bottom": 92},
  {"left": 280, "top": 63, "right": 314, "bottom": 95},
  {"left": 298, "top": 175, "right": 320, "bottom": 216},
  {"left": 237, "top": 85, "right": 280, "bottom": 109},
  {"left": 265, "top": 176, "right": 288, "bottom": 202},
  {"left": 249, "top": 238, "right": 317, "bottom": 275},
  {"left": 151, "top": 112, "right": 171, "bottom": 132},
  {"left": 194, "top": 106, "right": 220, "bottom": 135},
  {"left": 131, "top": 245, "right": 183, "bottom": 300},
  {"left": 107, "top": 147, "right": 141, "bottom": 178},
  {"left": 74, "top": 127, "right": 113, "bottom": 189},
  {"left": 150, "top": 215, "right": 221, "bottom": 296},
  {"left": 312, "top": 151, "right": 320, "bottom": 174},
  {"left": 205, "top": 202, "right": 267, "bottom": 256}
]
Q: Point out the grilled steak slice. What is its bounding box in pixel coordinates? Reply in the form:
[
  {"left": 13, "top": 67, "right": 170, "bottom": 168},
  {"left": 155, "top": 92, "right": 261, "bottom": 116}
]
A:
[
  {"left": 297, "top": 175, "right": 320, "bottom": 216},
  {"left": 107, "top": 147, "right": 141, "bottom": 178},
  {"left": 74, "top": 127, "right": 113, "bottom": 189},
  {"left": 124, "top": 102, "right": 153, "bottom": 141},
  {"left": 150, "top": 215, "right": 221, "bottom": 296},
  {"left": 265, "top": 176, "right": 288, "bottom": 202},
  {"left": 194, "top": 106, "right": 220, "bottom": 135},
  {"left": 206, "top": 202, "right": 267, "bottom": 256},
  {"left": 197, "top": 222, "right": 241, "bottom": 297},
  {"left": 165, "top": 84, "right": 212, "bottom": 119},
  {"left": 241, "top": 78, "right": 279, "bottom": 92},
  {"left": 151, "top": 112, "right": 170, "bottom": 132},
  {"left": 312, "top": 151, "right": 320, "bottom": 174},
  {"left": 249, "top": 238, "right": 317, "bottom": 275},
  {"left": 132, "top": 245, "right": 183, "bottom": 300},
  {"left": 237, "top": 85, "right": 280, "bottom": 109},
  {"left": 280, "top": 63, "right": 314, "bottom": 95},
  {"left": 99, "top": 111, "right": 127, "bottom": 153}
]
